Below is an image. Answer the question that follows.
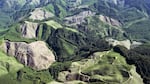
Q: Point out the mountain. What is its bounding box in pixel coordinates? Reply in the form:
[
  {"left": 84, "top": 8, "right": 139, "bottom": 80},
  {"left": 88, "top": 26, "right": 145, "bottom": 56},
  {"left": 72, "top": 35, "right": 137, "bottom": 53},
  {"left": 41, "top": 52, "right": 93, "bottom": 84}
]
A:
[
  {"left": 0, "top": 0, "right": 53, "bottom": 28},
  {"left": 0, "top": 0, "right": 150, "bottom": 84}
]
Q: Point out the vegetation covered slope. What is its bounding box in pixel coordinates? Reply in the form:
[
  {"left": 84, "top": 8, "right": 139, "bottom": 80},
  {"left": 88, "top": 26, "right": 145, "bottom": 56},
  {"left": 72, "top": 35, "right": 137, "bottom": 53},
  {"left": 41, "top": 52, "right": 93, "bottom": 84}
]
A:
[
  {"left": 113, "top": 45, "right": 150, "bottom": 84},
  {"left": 91, "top": 0, "right": 150, "bottom": 42},
  {"left": 0, "top": 51, "right": 24, "bottom": 76},
  {"left": 49, "top": 51, "right": 143, "bottom": 84},
  {"left": 1, "top": 0, "right": 150, "bottom": 84},
  {"left": 0, "top": 49, "right": 54, "bottom": 84}
]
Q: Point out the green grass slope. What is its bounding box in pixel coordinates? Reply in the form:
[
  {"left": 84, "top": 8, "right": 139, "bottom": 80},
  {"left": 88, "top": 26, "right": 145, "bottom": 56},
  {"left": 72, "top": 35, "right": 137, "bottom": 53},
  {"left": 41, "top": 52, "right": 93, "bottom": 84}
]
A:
[
  {"left": 0, "top": 51, "right": 24, "bottom": 77},
  {"left": 0, "top": 50, "right": 53, "bottom": 84},
  {"left": 56, "top": 51, "right": 143, "bottom": 84},
  {"left": 125, "top": 19, "right": 150, "bottom": 41}
]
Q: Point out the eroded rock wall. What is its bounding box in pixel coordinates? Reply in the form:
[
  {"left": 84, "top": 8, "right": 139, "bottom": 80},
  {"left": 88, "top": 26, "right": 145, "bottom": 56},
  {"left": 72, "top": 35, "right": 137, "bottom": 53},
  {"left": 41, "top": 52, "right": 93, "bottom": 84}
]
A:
[{"left": 1, "top": 41, "right": 55, "bottom": 70}]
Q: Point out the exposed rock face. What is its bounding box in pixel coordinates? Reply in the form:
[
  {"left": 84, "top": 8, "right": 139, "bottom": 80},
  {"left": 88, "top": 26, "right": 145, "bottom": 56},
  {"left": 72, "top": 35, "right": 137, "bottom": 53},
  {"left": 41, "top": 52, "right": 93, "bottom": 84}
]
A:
[
  {"left": 104, "top": 0, "right": 125, "bottom": 6},
  {"left": 66, "top": 73, "right": 90, "bottom": 82},
  {"left": 106, "top": 38, "right": 131, "bottom": 49},
  {"left": 67, "top": 0, "right": 82, "bottom": 10},
  {"left": 131, "top": 41, "right": 143, "bottom": 49},
  {"left": 1, "top": 41, "right": 55, "bottom": 70},
  {"left": 21, "top": 21, "right": 39, "bottom": 38},
  {"left": 29, "top": 8, "right": 54, "bottom": 21},
  {"left": 99, "top": 15, "right": 121, "bottom": 27},
  {"left": 65, "top": 11, "right": 95, "bottom": 25}
]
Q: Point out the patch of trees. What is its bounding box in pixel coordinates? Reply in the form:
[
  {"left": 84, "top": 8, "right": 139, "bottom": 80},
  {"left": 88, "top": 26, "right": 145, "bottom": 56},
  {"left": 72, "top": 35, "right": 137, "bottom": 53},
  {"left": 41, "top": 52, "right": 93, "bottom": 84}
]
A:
[
  {"left": 125, "top": 0, "right": 150, "bottom": 14},
  {"left": 125, "top": 20, "right": 150, "bottom": 41},
  {"left": 47, "top": 28, "right": 111, "bottom": 62},
  {"left": 113, "top": 45, "right": 150, "bottom": 84},
  {"left": 49, "top": 62, "right": 72, "bottom": 80},
  {"left": 16, "top": 67, "right": 53, "bottom": 84}
]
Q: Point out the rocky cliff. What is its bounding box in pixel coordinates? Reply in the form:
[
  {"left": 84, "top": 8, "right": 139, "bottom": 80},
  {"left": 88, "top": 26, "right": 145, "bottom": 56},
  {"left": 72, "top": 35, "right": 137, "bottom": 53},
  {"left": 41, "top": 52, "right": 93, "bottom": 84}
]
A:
[
  {"left": 106, "top": 38, "right": 131, "bottom": 49},
  {"left": 99, "top": 15, "right": 122, "bottom": 27},
  {"left": 1, "top": 41, "right": 55, "bottom": 70},
  {"left": 105, "top": 0, "right": 125, "bottom": 6},
  {"left": 65, "top": 10, "right": 96, "bottom": 25},
  {"left": 29, "top": 8, "right": 54, "bottom": 21},
  {"left": 21, "top": 21, "right": 39, "bottom": 38}
]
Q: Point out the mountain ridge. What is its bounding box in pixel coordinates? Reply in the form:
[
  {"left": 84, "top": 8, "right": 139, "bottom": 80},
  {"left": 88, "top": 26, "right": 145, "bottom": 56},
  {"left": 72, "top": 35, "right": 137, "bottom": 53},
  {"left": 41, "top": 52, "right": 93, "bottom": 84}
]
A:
[{"left": 0, "top": 0, "right": 150, "bottom": 84}]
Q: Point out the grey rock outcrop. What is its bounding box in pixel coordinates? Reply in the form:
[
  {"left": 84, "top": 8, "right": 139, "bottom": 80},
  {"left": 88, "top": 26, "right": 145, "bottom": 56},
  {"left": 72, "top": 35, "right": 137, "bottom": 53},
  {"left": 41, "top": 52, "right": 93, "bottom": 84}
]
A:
[
  {"left": 104, "top": 0, "right": 125, "bottom": 6},
  {"left": 106, "top": 38, "right": 131, "bottom": 49},
  {"left": 21, "top": 21, "right": 39, "bottom": 38},
  {"left": 1, "top": 41, "right": 55, "bottom": 70},
  {"left": 67, "top": 0, "right": 82, "bottom": 10},
  {"left": 131, "top": 41, "right": 143, "bottom": 49},
  {"left": 99, "top": 15, "right": 121, "bottom": 27},
  {"left": 65, "top": 11, "right": 95, "bottom": 25},
  {"left": 29, "top": 8, "right": 54, "bottom": 21}
]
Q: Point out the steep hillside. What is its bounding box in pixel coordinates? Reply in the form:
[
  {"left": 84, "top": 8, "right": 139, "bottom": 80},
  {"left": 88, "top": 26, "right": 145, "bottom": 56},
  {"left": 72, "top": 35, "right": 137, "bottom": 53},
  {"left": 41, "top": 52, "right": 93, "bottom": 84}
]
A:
[
  {"left": 1, "top": 0, "right": 150, "bottom": 84},
  {"left": 49, "top": 51, "right": 143, "bottom": 84},
  {"left": 113, "top": 45, "right": 150, "bottom": 83},
  {"left": 1, "top": 41, "right": 55, "bottom": 70}
]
